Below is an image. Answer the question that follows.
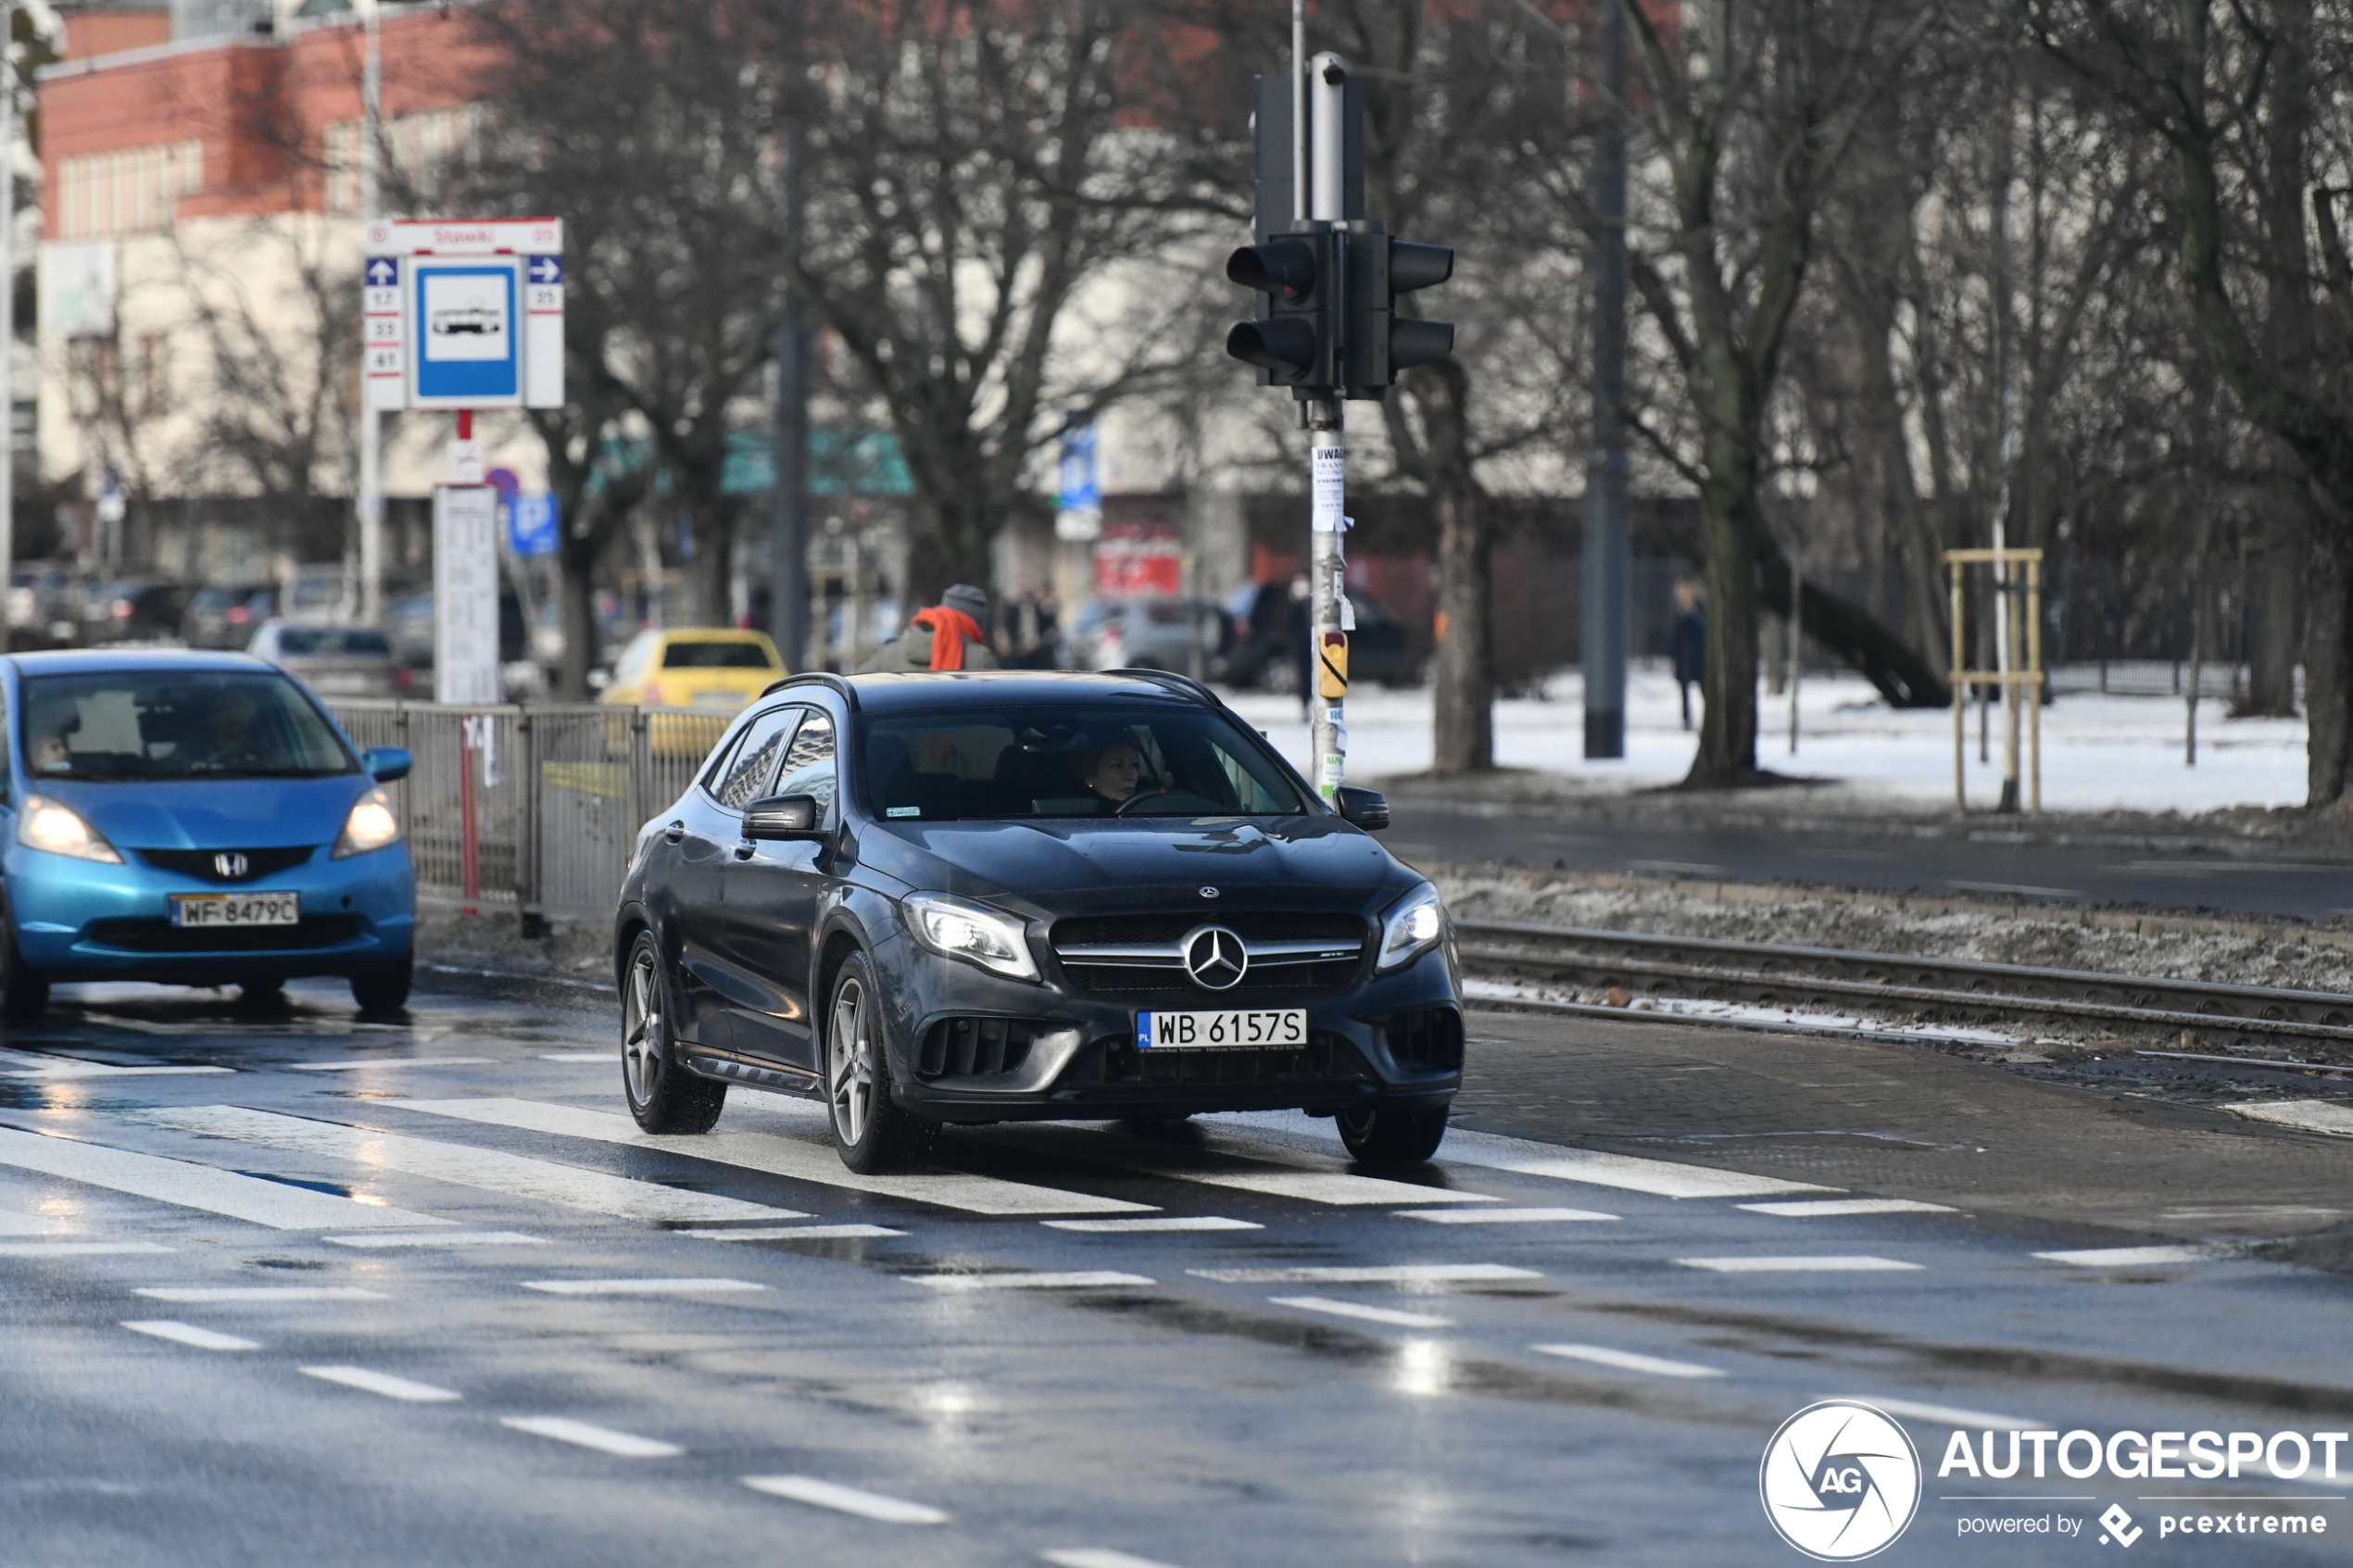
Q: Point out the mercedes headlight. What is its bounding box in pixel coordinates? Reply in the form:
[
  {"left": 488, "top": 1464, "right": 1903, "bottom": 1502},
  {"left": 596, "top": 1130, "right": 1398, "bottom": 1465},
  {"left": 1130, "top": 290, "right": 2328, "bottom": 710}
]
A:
[
  {"left": 1375, "top": 882, "right": 1446, "bottom": 973},
  {"left": 333, "top": 787, "right": 402, "bottom": 859},
  {"left": 901, "top": 892, "right": 1038, "bottom": 982},
  {"left": 17, "top": 796, "right": 120, "bottom": 864}
]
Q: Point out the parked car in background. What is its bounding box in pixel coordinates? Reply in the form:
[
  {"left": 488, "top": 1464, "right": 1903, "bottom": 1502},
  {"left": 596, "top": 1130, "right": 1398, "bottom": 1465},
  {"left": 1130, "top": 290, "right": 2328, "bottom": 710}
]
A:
[
  {"left": 280, "top": 565, "right": 356, "bottom": 626},
  {"left": 182, "top": 584, "right": 277, "bottom": 650},
  {"left": 1221, "top": 580, "right": 1419, "bottom": 694},
  {"left": 8, "top": 564, "right": 77, "bottom": 648},
  {"left": 1056, "top": 597, "right": 1231, "bottom": 676},
  {"left": 84, "top": 578, "right": 191, "bottom": 646},
  {"left": 249, "top": 621, "right": 403, "bottom": 699},
  {"left": 0, "top": 650, "right": 415, "bottom": 1018},
  {"left": 599, "top": 629, "right": 785, "bottom": 713}
]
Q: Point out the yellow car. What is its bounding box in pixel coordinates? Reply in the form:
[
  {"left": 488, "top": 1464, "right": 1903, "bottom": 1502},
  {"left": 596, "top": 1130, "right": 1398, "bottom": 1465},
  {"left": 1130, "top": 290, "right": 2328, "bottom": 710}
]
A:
[{"left": 600, "top": 629, "right": 785, "bottom": 714}]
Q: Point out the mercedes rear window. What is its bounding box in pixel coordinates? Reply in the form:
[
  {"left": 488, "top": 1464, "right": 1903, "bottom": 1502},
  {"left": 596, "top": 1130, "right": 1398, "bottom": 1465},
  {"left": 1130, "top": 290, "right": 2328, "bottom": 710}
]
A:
[
  {"left": 21, "top": 671, "right": 357, "bottom": 781},
  {"left": 861, "top": 703, "right": 1304, "bottom": 822}
]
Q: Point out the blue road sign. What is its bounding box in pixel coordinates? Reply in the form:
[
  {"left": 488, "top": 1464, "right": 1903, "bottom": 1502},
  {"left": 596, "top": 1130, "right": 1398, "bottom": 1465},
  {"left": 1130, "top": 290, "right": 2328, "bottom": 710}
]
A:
[
  {"left": 526, "top": 256, "right": 563, "bottom": 284},
  {"left": 1058, "top": 424, "right": 1100, "bottom": 512},
  {"left": 366, "top": 257, "right": 398, "bottom": 286},
  {"left": 411, "top": 260, "right": 521, "bottom": 405},
  {"left": 510, "top": 492, "right": 560, "bottom": 557}
]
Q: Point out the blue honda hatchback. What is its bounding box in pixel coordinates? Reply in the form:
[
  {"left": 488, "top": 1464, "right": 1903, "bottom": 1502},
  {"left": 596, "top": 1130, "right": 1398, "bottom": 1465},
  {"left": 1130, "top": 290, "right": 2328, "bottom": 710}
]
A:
[{"left": 0, "top": 650, "right": 415, "bottom": 1021}]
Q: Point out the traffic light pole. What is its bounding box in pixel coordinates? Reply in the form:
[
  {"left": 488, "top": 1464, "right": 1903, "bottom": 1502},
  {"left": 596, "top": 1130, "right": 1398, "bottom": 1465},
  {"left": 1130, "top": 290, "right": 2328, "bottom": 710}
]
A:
[{"left": 1306, "top": 54, "right": 1348, "bottom": 801}]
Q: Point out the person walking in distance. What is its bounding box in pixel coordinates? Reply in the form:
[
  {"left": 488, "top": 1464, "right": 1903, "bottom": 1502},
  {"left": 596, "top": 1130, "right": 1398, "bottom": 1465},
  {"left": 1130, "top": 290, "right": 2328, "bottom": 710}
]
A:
[
  {"left": 860, "top": 583, "right": 1003, "bottom": 672},
  {"left": 1669, "top": 579, "right": 1706, "bottom": 731}
]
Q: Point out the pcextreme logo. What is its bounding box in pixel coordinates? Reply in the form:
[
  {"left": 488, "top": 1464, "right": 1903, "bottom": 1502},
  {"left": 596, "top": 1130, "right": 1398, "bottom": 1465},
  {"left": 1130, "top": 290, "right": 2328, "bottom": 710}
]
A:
[{"left": 1761, "top": 1400, "right": 1924, "bottom": 1561}]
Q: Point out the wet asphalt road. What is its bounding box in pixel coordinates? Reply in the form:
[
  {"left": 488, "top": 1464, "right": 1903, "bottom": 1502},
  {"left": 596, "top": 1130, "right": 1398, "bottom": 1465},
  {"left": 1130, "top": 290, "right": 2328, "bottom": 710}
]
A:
[
  {"left": 0, "top": 973, "right": 2347, "bottom": 1567},
  {"left": 1383, "top": 798, "right": 2353, "bottom": 922}
]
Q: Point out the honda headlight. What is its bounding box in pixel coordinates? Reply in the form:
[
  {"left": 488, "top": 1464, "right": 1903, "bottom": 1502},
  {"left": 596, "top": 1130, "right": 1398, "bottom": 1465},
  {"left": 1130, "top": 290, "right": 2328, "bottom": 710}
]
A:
[
  {"left": 17, "top": 796, "right": 121, "bottom": 864},
  {"left": 333, "top": 787, "right": 402, "bottom": 859},
  {"left": 901, "top": 892, "right": 1038, "bottom": 982},
  {"left": 1375, "top": 882, "right": 1446, "bottom": 973}
]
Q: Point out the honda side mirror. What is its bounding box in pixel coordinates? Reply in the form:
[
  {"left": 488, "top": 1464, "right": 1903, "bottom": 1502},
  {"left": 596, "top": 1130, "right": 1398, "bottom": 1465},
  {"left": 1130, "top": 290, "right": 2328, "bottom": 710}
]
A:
[
  {"left": 363, "top": 746, "right": 412, "bottom": 783},
  {"left": 743, "top": 793, "right": 824, "bottom": 841},
  {"left": 1335, "top": 785, "right": 1389, "bottom": 831}
]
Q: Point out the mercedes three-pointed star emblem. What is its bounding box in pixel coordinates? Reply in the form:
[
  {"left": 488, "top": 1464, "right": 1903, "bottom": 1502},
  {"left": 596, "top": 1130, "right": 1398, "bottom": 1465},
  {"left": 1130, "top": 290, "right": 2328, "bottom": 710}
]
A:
[{"left": 1182, "top": 924, "right": 1249, "bottom": 991}]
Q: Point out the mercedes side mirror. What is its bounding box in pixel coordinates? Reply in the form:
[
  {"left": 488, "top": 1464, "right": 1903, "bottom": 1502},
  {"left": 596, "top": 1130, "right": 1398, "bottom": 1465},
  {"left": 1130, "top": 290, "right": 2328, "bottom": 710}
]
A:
[
  {"left": 363, "top": 746, "right": 412, "bottom": 784},
  {"left": 1335, "top": 785, "right": 1390, "bottom": 832},
  {"left": 743, "top": 793, "right": 824, "bottom": 841}
]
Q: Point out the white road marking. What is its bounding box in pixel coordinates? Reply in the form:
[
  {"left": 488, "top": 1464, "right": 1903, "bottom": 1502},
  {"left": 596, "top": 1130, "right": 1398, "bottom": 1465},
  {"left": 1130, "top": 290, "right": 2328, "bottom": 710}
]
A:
[
  {"left": 1438, "top": 1128, "right": 1836, "bottom": 1198},
  {"left": 521, "top": 1277, "right": 766, "bottom": 1297},
  {"left": 2033, "top": 1245, "right": 2221, "bottom": 1267},
  {"left": 1185, "top": 1170, "right": 1495, "bottom": 1207},
  {"left": 1393, "top": 1206, "right": 1617, "bottom": 1224},
  {"left": 907, "top": 1271, "right": 1154, "bottom": 1291},
  {"left": 681, "top": 1223, "right": 906, "bottom": 1240},
  {"left": 133, "top": 1286, "right": 386, "bottom": 1302},
  {"left": 1042, "top": 1216, "right": 1263, "bottom": 1234},
  {"left": 2226, "top": 1099, "right": 2353, "bottom": 1138},
  {"left": 0, "top": 1047, "right": 232, "bottom": 1079},
  {"left": 741, "top": 1474, "right": 948, "bottom": 1524},
  {"left": 121, "top": 1320, "right": 259, "bottom": 1351},
  {"left": 301, "top": 1365, "right": 462, "bottom": 1402},
  {"left": 289, "top": 1059, "right": 497, "bottom": 1073},
  {"left": 1532, "top": 1342, "right": 1725, "bottom": 1379},
  {"left": 0, "top": 1240, "right": 173, "bottom": 1256},
  {"left": 0, "top": 1209, "right": 63, "bottom": 1235},
  {"left": 501, "top": 1416, "right": 682, "bottom": 1458},
  {"left": 143, "top": 1106, "right": 791, "bottom": 1225},
  {"left": 1190, "top": 1263, "right": 1540, "bottom": 1285},
  {"left": 325, "top": 1231, "right": 548, "bottom": 1248},
  {"left": 0, "top": 1124, "right": 445, "bottom": 1231},
  {"left": 1676, "top": 1256, "right": 1921, "bottom": 1273},
  {"left": 1741, "top": 1198, "right": 1958, "bottom": 1217},
  {"left": 1040, "top": 1553, "right": 1187, "bottom": 1568},
  {"left": 1843, "top": 1395, "right": 2043, "bottom": 1431},
  {"left": 1268, "top": 1295, "right": 1454, "bottom": 1329},
  {"left": 538, "top": 1053, "right": 610, "bottom": 1062},
  {"left": 390, "top": 1097, "right": 1150, "bottom": 1216}
]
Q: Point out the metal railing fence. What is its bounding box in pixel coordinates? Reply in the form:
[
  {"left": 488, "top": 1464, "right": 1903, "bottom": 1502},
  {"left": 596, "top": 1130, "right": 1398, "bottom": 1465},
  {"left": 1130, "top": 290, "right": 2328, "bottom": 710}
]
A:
[{"left": 327, "top": 700, "right": 732, "bottom": 922}]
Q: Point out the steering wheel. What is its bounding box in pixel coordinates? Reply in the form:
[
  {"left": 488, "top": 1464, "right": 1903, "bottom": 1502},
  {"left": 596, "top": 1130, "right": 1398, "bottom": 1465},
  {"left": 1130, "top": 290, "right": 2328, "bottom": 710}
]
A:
[{"left": 1115, "top": 789, "right": 1224, "bottom": 818}]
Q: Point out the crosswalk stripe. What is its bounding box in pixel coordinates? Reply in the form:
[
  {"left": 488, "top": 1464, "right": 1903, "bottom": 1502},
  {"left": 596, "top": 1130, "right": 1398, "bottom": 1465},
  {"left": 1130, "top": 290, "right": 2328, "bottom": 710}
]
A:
[
  {"left": 1839, "top": 1395, "right": 2042, "bottom": 1431},
  {"left": 1532, "top": 1343, "right": 1724, "bottom": 1379},
  {"left": 0, "top": 1240, "right": 173, "bottom": 1256},
  {"left": 288, "top": 1059, "right": 497, "bottom": 1073},
  {"left": 1001, "top": 1123, "right": 1494, "bottom": 1208},
  {"left": 1393, "top": 1206, "right": 1617, "bottom": 1224},
  {"left": 1268, "top": 1295, "right": 1454, "bottom": 1329},
  {"left": 1040, "top": 1551, "right": 1189, "bottom": 1568},
  {"left": 134, "top": 1286, "right": 385, "bottom": 1302},
  {"left": 1740, "top": 1198, "right": 1957, "bottom": 1217},
  {"left": 1041, "top": 1217, "right": 1262, "bottom": 1234},
  {"left": 0, "top": 1124, "right": 446, "bottom": 1231},
  {"left": 1187, "top": 1170, "right": 1493, "bottom": 1207},
  {"left": 682, "top": 1224, "right": 906, "bottom": 1240},
  {"left": 1190, "top": 1263, "right": 1539, "bottom": 1285},
  {"left": 1436, "top": 1128, "right": 1837, "bottom": 1199},
  {"left": 741, "top": 1474, "right": 948, "bottom": 1524},
  {"left": 324, "top": 1231, "right": 548, "bottom": 1249},
  {"left": 1676, "top": 1256, "right": 1921, "bottom": 1273},
  {"left": 142, "top": 1107, "right": 794, "bottom": 1225},
  {"left": 121, "top": 1320, "right": 259, "bottom": 1351},
  {"left": 501, "top": 1416, "right": 682, "bottom": 1458},
  {"left": 301, "top": 1365, "right": 462, "bottom": 1402},
  {"left": 907, "top": 1271, "right": 1153, "bottom": 1291},
  {"left": 388, "top": 1097, "right": 1151, "bottom": 1217},
  {"left": 0, "top": 1209, "right": 63, "bottom": 1235},
  {"left": 0, "top": 1047, "right": 232, "bottom": 1080},
  {"left": 521, "top": 1277, "right": 765, "bottom": 1297},
  {"left": 2032, "top": 1245, "right": 2220, "bottom": 1267}
]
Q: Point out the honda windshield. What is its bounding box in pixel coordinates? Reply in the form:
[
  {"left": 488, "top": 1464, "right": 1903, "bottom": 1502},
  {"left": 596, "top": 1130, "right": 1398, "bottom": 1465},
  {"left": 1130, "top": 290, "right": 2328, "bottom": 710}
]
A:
[
  {"left": 861, "top": 703, "right": 1306, "bottom": 822},
  {"left": 21, "top": 670, "right": 358, "bottom": 781}
]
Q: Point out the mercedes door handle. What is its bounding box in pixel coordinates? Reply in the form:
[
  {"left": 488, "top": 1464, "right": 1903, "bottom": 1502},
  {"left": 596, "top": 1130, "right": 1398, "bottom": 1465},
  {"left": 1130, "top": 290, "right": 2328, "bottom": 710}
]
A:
[{"left": 663, "top": 821, "right": 686, "bottom": 844}]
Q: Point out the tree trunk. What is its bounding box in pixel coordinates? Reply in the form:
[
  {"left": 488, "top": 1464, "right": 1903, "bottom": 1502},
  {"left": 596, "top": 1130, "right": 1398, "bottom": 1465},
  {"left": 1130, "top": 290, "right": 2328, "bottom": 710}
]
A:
[
  {"left": 1691, "top": 475, "right": 1761, "bottom": 782},
  {"left": 556, "top": 525, "right": 599, "bottom": 700},
  {"left": 2242, "top": 494, "right": 2303, "bottom": 717},
  {"left": 2305, "top": 524, "right": 2353, "bottom": 807},
  {"left": 1432, "top": 486, "right": 1492, "bottom": 773}
]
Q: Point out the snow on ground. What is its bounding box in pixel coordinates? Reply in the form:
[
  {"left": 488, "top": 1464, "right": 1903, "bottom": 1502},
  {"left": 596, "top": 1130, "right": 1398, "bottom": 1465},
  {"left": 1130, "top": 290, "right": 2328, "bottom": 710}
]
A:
[{"left": 1221, "top": 663, "right": 2309, "bottom": 814}]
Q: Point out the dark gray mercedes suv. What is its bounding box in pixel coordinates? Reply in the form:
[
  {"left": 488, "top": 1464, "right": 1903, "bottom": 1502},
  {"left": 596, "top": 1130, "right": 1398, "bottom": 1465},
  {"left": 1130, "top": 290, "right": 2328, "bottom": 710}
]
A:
[{"left": 613, "top": 670, "right": 1464, "bottom": 1173}]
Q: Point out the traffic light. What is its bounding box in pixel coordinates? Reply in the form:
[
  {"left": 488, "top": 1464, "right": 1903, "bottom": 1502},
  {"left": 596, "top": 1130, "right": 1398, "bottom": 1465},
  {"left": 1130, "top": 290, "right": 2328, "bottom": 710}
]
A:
[
  {"left": 1226, "top": 232, "right": 1337, "bottom": 390},
  {"left": 1343, "top": 232, "right": 1454, "bottom": 395}
]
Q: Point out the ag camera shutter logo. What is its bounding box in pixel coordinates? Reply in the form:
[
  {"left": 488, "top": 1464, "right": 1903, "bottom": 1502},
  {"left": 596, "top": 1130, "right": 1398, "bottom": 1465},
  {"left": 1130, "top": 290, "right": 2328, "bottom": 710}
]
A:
[{"left": 1760, "top": 1400, "right": 1922, "bottom": 1560}]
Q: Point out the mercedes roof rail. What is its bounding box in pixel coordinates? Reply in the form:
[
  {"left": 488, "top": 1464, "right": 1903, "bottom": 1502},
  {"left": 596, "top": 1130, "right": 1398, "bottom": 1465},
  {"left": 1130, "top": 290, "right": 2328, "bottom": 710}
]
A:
[
  {"left": 760, "top": 671, "right": 862, "bottom": 709},
  {"left": 1101, "top": 669, "right": 1220, "bottom": 706}
]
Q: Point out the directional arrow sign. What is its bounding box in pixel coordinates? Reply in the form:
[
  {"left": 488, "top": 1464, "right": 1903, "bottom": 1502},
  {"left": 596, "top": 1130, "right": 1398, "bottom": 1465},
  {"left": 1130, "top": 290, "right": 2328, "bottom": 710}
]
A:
[
  {"left": 526, "top": 256, "right": 562, "bottom": 284},
  {"left": 366, "top": 257, "right": 398, "bottom": 286}
]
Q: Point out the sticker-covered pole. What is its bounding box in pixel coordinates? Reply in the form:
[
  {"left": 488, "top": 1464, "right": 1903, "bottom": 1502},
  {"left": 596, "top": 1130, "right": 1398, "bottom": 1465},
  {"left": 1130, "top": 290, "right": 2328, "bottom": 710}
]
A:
[{"left": 1307, "top": 54, "right": 1348, "bottom": 800}]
